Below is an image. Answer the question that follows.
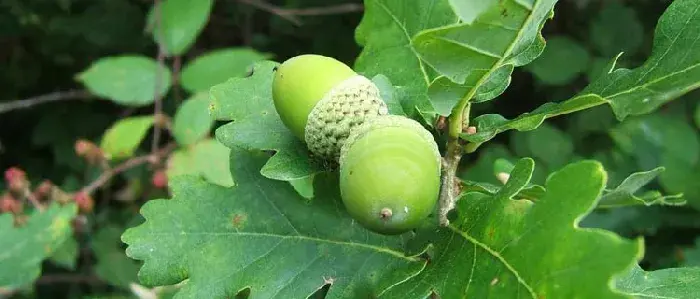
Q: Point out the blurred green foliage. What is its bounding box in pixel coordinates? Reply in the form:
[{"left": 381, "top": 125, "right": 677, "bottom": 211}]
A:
[{"left": 1, "top": 0, "right": 698, "bottom": 298}]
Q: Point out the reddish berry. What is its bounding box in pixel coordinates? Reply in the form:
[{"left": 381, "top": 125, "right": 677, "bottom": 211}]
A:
[
  {"left": 74, "top": 139, "right": 104, "bottom": 164},
  {"left": 74, "top": 139, "right": 94, "bottom": 156},
  {"left": 34, "top": 180, "right": 53, "bottom": 200},
  {"left": 74, "top": 192, "right": 94, "bottom": 213},
  {"left": 1, "top": 193, "right": 22, "bottom": 214},
  {"left": 4, "top": 167, "right": 28, "bottom": 193},
  {"left": 152, "top": 170, "right": 168, "bottom": 189}
]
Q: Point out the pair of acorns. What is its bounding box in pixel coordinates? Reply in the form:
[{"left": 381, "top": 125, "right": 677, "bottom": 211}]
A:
[{"left": 272, "top": 54, "right": 441, "bottom": 235}]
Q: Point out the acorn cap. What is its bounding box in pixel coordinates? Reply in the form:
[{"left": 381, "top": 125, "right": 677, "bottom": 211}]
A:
[{"left": 305, "top": 75, "right": 388, "bottom": 161}]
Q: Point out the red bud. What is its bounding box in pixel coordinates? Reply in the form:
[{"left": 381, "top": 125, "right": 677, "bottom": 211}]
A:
[
  {"left": 1, "top": 193, "right": 22, "bottom": 214},
  {"left": 4, "top": 167, "right": 28, "bottom": 193},
  {"left": 74, "top": 192, "right": 94, "bottom": 213},
  {"left": 152, "top": 170, "right": 168, "bottom": 189}
]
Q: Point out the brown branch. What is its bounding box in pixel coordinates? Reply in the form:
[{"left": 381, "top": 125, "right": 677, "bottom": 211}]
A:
[
  {"left": 283, "top": 3, "right": 363, "bottom": 16},
  {"left": 80, "top": 143, "right": 176, "bottom": 195},
  {"left": 237, "top": 0, "right": 364, "bottom": 25},
  {"left": 0, "top": 90, "right": 91, "bottom": 115},
  {"left": 152, "top": 0, "right": 167, "bottom": 155},
  {"left": 23, "top": 189, "right": 44, "bottom": 212},
  {"left": 438, "top": 103, "right": 471, "bottom": 226},
  {"left": 36, "top": 274, "right": 104, "bottom": 285},
  {"left": 172, "top": 55, "right": 182, "bottom": 103},
  {"left": 237, "top": 0, "right": 302, "bottom": 25},
  {"left": 439, "top": 141, "right": 463, "bottom": 225}
]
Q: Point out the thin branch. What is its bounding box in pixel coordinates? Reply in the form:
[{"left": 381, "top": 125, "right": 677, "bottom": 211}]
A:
[
  {"left": 172, "top": 55, "right": 183, "bottom": 103},
  {"left": 151, "top": 0, "right": 167, "bottom": 155},
  {"left": 36, "top": 274, "right": 104, "bottom": 285},
  {"left": 0, "top": 90, "right": 91, "bottom": 115},
  {"left": 23, "top": 189, "right": 44, "bottom": 212},
  {"left": 439, "top": 140, "right": 463, "bottom": 226},
  {"left": 237, "top": 0, "right": 364, "bottom": 25},
  {"left": 237, "top": 0, "right": 302, "bottom": 25},
  {"left": 438, "top": 102, "right": 471, "bottom": 226},
  {"left": 283, "top": 3, "right": 363, "bottom": 16},
  {"left": 81, "top": 143, "right": 176, "bottom": 195}
]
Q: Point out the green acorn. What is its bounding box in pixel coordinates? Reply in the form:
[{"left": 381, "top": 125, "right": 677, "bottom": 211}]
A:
[
  {"left": 272, "top": 54, "right": 388, "bottom": 161},
  {"left": 339, "top": 115, "right": 441, "bottom": 235}
]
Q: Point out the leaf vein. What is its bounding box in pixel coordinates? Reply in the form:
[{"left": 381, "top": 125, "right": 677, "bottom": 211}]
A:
[
  {"left": 144, "top": 231, "right": 416, "bottom": 261},
  {"left": 448, "top": 226, "right": 537, "bottom": 298},
  {"left": 373, "top": 0, "right": 431, "bottom": 84}
]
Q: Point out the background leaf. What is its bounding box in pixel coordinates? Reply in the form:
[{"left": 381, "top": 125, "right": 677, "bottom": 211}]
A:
[
  {"left": 93, "top": 225, "right": 140, "bottom": 288},
  {"left": 172, "top": 93, "right": 213, "bottom": 146},
  {"left": 167, "top": 138, "right": 234, "bottom": 188},
  {"left": 123, "top": 149, "right": 425, "bottom": 298},
  {"left": 526, "top": 36, "right": 590, "bottom": 86},
  {"left": 180, "top": 48, "right": 271, "bottom": 93},
  {"left": 682, "top": 238, "right": 700, "bottom": 267},
  {"left": 100, "top": 116, "right": 155, "bottom": 160},
  {"left": 151, "top": 0, "right": 213, "bottom": 56},
  {"left": 0, "top": 203, "right": 77, "bottom": 289},
  {"left": 49, "top": 236, "right": 79, "bottom": 270},
  {"left": 589, "top": 2, "right": 644, "bottom": 57},
  {"left": 584, "top": 0, "right": 700, "bottom": 118},
  {"left": 77, "top": 56, "right": 172, "bottom": 106},
  {"left": 609, "top": 114, "right": 700, "bottom": 208}
]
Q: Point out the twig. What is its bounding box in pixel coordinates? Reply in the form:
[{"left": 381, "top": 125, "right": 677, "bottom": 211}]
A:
[
  {"left": 283, "top": 3, "right": 363, "bottom": 16},
  {"left": 151, "top": 0, "right": 166, "bottom": 155},
  {"left": 80, "top": 143, "right": 176, "bottom": 195},
  {"left": 172, "top": 55, "right": 182, "bottom": 103},
  {"left": 242, "top": 8, "right": 253, "bottom": 45},
  {"left": 36, "top": 274, "right": 104, "bottom": 285},
  {"left": 237, "top": 0, "right": 364, "bottom": 25},
  {"left": 0, "top": 90, "right": 91, "bottom": 115},
  {"left": 439, "top": 141, "right": 463, "bottom": 226},
  {"left": 237, "top": 0, "right": 302, "bottom": 25},
  {"left": 23, "top": 190, "right": 44, "bottom": 212},
  {"left": 438, "top": 102, "right": 471, "bottom": 226}
]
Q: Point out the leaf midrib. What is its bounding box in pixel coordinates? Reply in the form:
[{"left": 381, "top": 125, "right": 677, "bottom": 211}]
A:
[{"left": 144, "top": 230, "right": 418, "bottom": 261}]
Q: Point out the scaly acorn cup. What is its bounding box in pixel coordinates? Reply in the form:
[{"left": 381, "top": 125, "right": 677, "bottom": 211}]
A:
[
  {"left": 339, "top": 115, "right": 441, "bottom": 235},
  {"left": 272, "top": 54, "right": 388, "bottom": 161}
]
